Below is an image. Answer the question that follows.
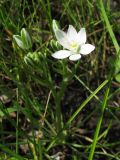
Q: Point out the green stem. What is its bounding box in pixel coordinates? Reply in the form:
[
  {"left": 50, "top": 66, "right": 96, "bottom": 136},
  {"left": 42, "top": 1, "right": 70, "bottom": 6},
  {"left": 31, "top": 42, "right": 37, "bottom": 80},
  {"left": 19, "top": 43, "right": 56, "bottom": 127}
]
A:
[
  {"left": 55, "top": 61, "right": 69, "bottom": 132},
  {"left": 29, "top": 142, "right": 38, "bottom": 160},
  {"left": 16, "top": 111, "right": 19, "bottom": 154},
  {"left": 55, "top": 79, "right": 67, "bottom": 132},
  {"left": 16, "top": 83, "right": 19, "bottom": 154},
  {"left": 55, "top": 98, "right": 62, "bottom": 132},
  {"left": 46, "top": 79, "right": 108, "bottom": 151}
]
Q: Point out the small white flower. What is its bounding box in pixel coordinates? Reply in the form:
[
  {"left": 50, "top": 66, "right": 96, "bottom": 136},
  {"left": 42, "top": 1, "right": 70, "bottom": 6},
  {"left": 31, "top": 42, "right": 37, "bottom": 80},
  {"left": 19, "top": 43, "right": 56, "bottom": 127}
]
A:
[{"left": 52, "top": 25, "right": 95, "bottom": 61}]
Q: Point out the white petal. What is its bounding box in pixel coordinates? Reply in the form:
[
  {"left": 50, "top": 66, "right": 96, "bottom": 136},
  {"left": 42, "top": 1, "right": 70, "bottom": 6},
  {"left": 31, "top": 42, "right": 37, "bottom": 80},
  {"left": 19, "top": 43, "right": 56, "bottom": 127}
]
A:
[
  {"left": 52, "top": 50, "right": 71, "bottom": 59},
  {"left": 55, "top": 30, "right": 70, "bottom": 49},
  {"left": 80, "top": 44, "right": 95, "bottom": 55},
  {"left": 67, "top": 25, "right": 78, "bottom": 42},
  {"left": 77, "top": 28, "right": 86, "bottom": 44},
  {"left": 69, "top": 54, "right": 81, "bottom": 61}
]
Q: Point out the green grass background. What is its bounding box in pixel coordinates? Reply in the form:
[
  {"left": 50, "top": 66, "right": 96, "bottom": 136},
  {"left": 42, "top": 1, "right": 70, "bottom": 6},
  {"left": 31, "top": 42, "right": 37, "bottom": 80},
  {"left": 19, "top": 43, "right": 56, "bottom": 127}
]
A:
[{"left": 0, "top": 0, "right": 120, "bottom": 159}]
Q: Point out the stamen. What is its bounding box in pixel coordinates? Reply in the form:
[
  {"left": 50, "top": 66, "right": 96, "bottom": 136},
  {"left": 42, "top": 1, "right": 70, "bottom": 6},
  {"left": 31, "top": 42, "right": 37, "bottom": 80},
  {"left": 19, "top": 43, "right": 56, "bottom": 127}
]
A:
[{"left": 70, "top": 42, "right": 79, "bottom": 52}]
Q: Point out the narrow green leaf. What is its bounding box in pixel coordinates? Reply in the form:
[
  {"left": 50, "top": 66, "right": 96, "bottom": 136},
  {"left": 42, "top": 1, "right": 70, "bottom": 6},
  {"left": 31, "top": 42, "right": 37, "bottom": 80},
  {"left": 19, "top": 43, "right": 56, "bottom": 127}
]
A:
[
  {"left": 13, "top": 35, "right": 25, "bottom": 50},
  {"left": 0, "top": 144, "right": 24, "bottom": 160},
  {"left": 52, "top": 19, "right": 59, "bottom": 33},
  {"left": 21, "top": 28, "right": 32, "bottom": 49},
  {"left": 88, "top": 79, "right": 112, "bottom": 160},
  {"left": 46, "top": 79, "right": 108, "bottom": 151},
  {"left": 99, "top": 0, "right": 119, "bottom": 53},
  {"left": 0, "top": 108, "right": 18, "bottom": 117},
  {"left": 115, "top": 73, "right": 120, "bottom": 83}
]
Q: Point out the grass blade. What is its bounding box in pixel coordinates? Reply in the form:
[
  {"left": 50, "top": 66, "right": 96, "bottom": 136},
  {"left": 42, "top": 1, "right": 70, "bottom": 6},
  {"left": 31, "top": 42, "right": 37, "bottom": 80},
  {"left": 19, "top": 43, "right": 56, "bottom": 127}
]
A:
[
  {"left": 98, "top": 0, "right": 119, "bottom": 53},
  {"left": 46, "top": 79, "right": 108, "bottom": 151},
  {"left": 88, "top": 79, "right": 111, "bottom": 160}
]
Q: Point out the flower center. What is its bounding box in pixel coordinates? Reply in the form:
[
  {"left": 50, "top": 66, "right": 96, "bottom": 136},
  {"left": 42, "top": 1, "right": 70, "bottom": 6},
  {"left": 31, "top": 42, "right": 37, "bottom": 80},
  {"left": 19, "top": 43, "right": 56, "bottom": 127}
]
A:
[{"left": 70, "top": 42, "right": 79, "bottom": 52}]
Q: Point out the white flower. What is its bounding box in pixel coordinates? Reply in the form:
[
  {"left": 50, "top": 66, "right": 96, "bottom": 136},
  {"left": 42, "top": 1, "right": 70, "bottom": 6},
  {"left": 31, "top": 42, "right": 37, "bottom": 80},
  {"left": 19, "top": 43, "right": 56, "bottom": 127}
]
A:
[{"left": 52, "top": 25, "right": 95, "bottom": 61}]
